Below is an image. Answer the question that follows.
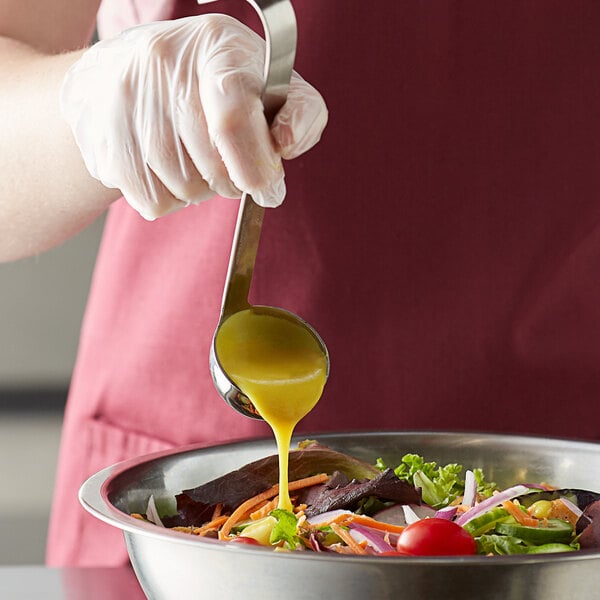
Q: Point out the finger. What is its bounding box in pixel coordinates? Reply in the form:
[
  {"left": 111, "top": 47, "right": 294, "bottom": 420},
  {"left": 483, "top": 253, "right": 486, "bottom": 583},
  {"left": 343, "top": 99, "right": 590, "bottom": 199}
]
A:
[
  {"left": 138, "top": 59, "right": 216, "bottom": 205},
  {"left": 198, "top": 18, "right": 286, "bottom": 207},
  {"left": 142, "top": 128, "right": 215, "bottom": 207},
  {"left": 176, "top": 86, "right": 241, "bottom": 200},
  {"left": 91, "top": 100, "right": 191, "bottom": 218},
  {"left": 120, "top": 168, "right": 188, "bottom": 220},
  {"left": 205, "top": 73, "right": 286, "bottom": 207},
  {"left": 271, "top": 72, "right": 329, "bottom": 160},
  {"left": 106, "top": 113, "right": 189, "bottom": 219}
]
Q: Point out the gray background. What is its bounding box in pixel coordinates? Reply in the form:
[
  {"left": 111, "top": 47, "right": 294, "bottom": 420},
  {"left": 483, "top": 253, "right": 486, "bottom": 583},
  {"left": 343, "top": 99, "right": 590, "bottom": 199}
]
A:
[{"left": 0, "top": 216, "right": 105, "bottom": 564}]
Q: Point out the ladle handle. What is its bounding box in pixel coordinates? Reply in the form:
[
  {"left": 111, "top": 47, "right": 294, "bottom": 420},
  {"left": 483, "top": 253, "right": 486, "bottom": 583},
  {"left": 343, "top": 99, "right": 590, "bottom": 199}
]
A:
[{"left": 198, "top": 0, "right": 297, "bottom": 317}]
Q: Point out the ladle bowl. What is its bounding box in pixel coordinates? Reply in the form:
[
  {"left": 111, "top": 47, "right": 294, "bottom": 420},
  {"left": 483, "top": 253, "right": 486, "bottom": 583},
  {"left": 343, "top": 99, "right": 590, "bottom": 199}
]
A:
[{"left": 210, "top": 305, "right": 330, "bottom": 419}]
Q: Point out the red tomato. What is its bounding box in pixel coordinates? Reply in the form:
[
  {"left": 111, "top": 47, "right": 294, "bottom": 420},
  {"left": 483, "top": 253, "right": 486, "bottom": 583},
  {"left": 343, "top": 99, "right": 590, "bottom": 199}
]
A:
[{"left": 396, "top": 518, "right": 477, "bottom": 556}]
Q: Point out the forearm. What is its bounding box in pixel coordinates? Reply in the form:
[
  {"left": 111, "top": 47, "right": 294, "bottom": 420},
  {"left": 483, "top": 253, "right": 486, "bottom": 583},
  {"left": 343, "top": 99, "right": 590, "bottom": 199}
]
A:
[{"left": 0, "top": 36, "right": 120, "bottom": 262}]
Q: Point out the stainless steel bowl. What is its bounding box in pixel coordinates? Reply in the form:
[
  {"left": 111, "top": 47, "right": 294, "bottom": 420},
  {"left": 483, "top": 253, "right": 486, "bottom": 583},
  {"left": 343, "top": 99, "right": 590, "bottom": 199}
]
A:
[{"left": 80, "top": 431, "right": 600, "bottom": 600}]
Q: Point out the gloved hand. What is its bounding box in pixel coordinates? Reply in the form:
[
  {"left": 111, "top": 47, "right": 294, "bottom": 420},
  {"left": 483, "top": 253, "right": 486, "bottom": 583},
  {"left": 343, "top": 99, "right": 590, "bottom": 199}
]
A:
[{"left": 60, "top": 14, "right": 327, "bottom": 220}]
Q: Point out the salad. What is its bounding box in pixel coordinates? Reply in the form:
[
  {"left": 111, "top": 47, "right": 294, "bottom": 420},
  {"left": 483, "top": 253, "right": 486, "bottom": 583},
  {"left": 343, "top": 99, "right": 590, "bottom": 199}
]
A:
[{"left": 131, "top": 441, "right": 600, "bottom": 557}]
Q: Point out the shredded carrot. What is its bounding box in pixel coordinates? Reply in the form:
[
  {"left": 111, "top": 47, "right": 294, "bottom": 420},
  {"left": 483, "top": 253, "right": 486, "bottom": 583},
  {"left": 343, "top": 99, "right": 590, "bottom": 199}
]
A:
[
  {"left": 550, "top": 499, "right": 580, "bottom": 527},
  {"left": 172, "top": 526, "right": 195, "bottom": 534},
  {"left": 218, "top": 473, "right": 329, "bottom": 540},
  {"left": 195, "top": 515, "right": 230, "bottom": 536},
  {"left": 454, "top": 504, "right": 471, "bottom": 515},
  {"left": 211, "top": 503, "right": 223, "bottom": 520},
  {"left": 344, "top": 514, "right": 405, "bottom": 535},
  {"left": 173, "top": 515, "right": 230, "bottom": 536},
  {"left": 289, "top": 475, "right": 322, "bottom": 490},
  {"left": 250, "top": 497, "right": 279, "bottom": 520},
  {"left": 502, "top": 500, "right": 539, "bottom": 527},
  {"left": 330, "top": 522, "right": 368, "bottom": 555}
]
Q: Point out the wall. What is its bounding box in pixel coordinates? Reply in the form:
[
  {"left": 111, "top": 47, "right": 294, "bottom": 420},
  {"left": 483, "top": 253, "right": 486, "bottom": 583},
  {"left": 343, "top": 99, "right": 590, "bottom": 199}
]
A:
[
  {"left": 0, "top": 217, "right": 105, "bottom": 392},
  {"left": 0, "top": 216, "right": 105, "bottom": 564}
]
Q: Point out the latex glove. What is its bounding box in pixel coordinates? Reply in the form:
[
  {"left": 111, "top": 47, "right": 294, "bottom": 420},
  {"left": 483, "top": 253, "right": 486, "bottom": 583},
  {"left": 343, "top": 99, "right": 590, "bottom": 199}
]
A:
[{"left": 60, "top": 14, "right": 327, "bottom": 220}]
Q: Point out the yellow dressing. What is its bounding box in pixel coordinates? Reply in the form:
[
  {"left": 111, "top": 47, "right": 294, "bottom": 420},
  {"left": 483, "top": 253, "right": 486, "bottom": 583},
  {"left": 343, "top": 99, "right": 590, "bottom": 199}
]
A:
[{"left": 215, "top": 306, "right": 328, "bottom": 511}]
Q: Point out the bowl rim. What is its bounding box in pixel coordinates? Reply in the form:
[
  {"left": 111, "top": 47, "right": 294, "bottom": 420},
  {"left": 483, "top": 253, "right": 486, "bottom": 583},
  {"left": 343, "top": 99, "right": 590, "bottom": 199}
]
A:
[{"left": 79, "top": 429, "right": 600, "bottom": 566}]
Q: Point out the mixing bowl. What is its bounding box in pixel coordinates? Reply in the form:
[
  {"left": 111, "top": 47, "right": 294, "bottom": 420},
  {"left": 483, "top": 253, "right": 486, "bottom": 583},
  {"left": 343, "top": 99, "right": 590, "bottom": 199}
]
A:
[{"left": 79, "top": 431, "right": 600, "bottom": 600}]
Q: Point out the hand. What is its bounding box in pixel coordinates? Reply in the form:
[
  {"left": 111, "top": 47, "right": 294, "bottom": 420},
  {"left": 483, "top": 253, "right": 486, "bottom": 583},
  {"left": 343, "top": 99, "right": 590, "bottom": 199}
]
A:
[{"left": 60, "top": 14, "right": 327, "bottom": 220}]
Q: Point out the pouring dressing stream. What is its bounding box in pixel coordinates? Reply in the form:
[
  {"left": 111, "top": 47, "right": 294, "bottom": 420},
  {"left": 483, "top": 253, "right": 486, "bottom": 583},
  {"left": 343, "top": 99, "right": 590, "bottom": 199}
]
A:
[{"left": 207, "top": 0, "right": 330, "bottom": 511}]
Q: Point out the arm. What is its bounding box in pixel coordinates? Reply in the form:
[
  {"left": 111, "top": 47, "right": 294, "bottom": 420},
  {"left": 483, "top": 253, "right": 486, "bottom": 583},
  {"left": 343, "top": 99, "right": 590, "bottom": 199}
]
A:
[{"left": 0, "top": 0, "right": 120, "bottom": 262}]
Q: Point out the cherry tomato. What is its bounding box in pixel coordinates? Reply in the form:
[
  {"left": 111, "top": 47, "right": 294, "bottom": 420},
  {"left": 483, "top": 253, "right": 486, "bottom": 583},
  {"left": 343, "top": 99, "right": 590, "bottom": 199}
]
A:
[{"left": 396, "top": 518, "right": 477, "bottom": 556}]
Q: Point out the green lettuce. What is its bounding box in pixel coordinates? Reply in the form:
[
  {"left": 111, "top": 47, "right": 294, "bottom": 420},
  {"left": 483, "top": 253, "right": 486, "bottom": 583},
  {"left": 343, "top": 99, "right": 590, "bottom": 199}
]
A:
[
  {"left": 477, "top": 534, "right": 529, "bottom": 555},
  {"left": 377, "top": 453, "right": 496, "bottom": 509},
  {"left": 269, "top": 509, "right": 301, "bottom": 549}
]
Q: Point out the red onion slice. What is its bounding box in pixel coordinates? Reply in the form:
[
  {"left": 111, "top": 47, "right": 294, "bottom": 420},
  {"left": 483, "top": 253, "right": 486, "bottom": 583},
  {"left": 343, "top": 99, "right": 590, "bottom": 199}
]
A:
[
  {"left": 349, "top": 523, "right": 395, "bottom": 553},
  {"left": 462, "top": 470, "right": 477, "bottom": 507},
  {"left": 145, "top": 495, "right": 164, "bottom": 527},
  {"left": 559, "top": 497, "right": 583, "bottom": 518},
  {"left": 402, "top": 504, "right": 421, "bottom": 524},
  {"left": 309, "top": 532, "right": 326, "bottom": 552},
  {"left": 434, "top": 505, "right": 458, "bottom": 520},
  {"left": 305, "top": 509, "right": 354, "bottom": 526},
  {"left": 455, "top": 485, "right": 532, "bottom": 526}
]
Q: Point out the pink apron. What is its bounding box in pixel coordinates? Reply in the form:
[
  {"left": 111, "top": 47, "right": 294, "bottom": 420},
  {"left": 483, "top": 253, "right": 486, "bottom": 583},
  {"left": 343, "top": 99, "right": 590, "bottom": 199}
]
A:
[{"left": 47, "top": 0, "right": 600, "bottom": 565}]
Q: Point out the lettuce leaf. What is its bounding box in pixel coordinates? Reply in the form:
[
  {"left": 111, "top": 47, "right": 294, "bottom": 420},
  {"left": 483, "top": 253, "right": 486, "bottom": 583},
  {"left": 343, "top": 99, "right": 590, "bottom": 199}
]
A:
[
  {"left": 302, "top": 468, "right": 421, "bottom": 517},
  {"left": 269, "top": 509, "right": 301, "bottom": 549},
  {"left": 477, "top": 534, "right": 529, "bottom": 555},
  {"left": 167, "top": 441, "right": 380, "bottom": 527},
  {"left": 379, "top": 453, "right": 496, "bottom": 509}
]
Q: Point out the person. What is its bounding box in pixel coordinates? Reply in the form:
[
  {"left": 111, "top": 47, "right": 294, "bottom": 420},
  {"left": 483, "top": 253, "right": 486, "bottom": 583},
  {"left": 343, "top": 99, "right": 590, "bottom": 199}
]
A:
[{"left": 2, "top": 0, "right": 600, "bottom": 567}]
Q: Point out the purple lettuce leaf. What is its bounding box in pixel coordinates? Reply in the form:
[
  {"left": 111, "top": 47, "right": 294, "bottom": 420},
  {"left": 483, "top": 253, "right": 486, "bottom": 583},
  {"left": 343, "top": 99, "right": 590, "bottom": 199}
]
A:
[
  {"left": 164, "top": 441, "right": 380, "bottom": 527},
  {"left": 302, "top": 468, "right": 422, "bottom": 518},
  {"left": 577, "top": 499, "right": 600, "bottom": 549}
]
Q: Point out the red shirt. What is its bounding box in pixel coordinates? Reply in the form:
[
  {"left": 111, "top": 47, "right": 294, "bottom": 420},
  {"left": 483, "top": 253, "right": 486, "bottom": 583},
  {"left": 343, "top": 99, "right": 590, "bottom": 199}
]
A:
[{"left": 47, "top": 0, "right": 600, "bottom": 566}]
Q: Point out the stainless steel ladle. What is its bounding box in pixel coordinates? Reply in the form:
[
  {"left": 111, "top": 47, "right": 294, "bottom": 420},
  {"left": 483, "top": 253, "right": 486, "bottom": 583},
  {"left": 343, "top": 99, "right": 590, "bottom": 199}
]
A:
[{"left": 206, "top": 0, "right": 329, "bottom": 419}]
